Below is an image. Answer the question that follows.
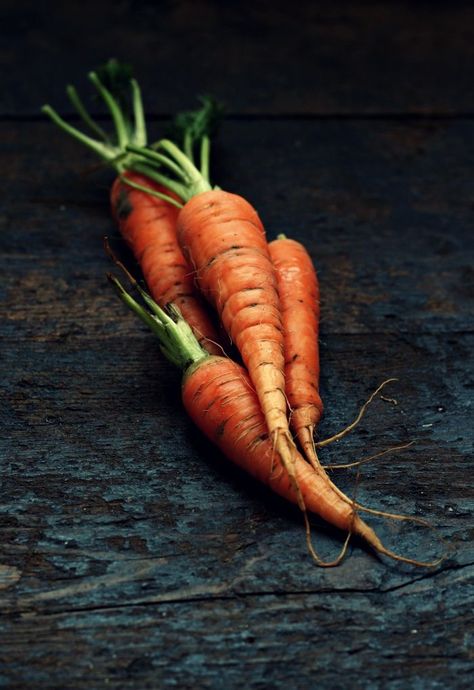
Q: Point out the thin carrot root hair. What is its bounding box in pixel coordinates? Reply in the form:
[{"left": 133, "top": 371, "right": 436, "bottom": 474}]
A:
[
  {"left": 369, "top": 538, "right": 448, "bottom": 568},
  {"left": 104, "top": 236, "right": 139, "bottom": 287},
  {"left": 324, "top": 440, "right": 416, "bottom": 470},
  {"left": 297, "top": 421, "right": 393, "bottom": 521},
  {"left": 302, "top": 464, "right": 362, "bottom": 568},
  {"left": 350, "top": 501, "right": 448, "bottom": 568},
  {"left": 315, "top": 378, "right": 398, "bottom": 448},
  {"left": 272, "top": 429, "right": 354, "bottom": 567},
  {"left": 356, "top": 467, "right": 449, "bottom": 568},
  {"left": 303, "top": 508, "right": 352, "bottom": 567},
  {"left": 303, "top": 433, "right": 448, "bottom": 566},
  {"left": 302, "top": 487, "right": 447, "bottom": 568}
]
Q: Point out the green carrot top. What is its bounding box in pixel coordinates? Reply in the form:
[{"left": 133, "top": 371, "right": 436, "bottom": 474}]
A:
[
  {"left": 123, "top": 94, "right": 224, "bottom": 202},
  {"left": 42, "top": 59, "right": 223, "bottom": 207},
  {"left": 43, "top": 60, "right": 147, "bottom": 171},
  {"left": 108, "top": 272, "right": 208, "bottom": 372}
]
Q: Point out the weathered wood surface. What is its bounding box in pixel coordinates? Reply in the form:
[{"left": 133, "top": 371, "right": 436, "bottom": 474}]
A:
[
  {"left": 1, "top": 0, "right": 474, "bottom": 116},
  {"left": 2, "top": 120, "right": 473, "bottom": 338},
  {"left": 1, "top": 115, "right": 473, "bottom": 687},
  {"left": 1, "top": 2, "right": 474, "bottom": 687}
]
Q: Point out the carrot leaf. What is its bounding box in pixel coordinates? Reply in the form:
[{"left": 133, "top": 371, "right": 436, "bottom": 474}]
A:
[
  {"left": 44, "top": 64, "right": 219, "bottom": 204},
  {"left": 108, "top": 274, "right": 207, "bottom": 371},
  {"left": 125, "top": 144, "right": 189, "bottom": 183},
  {"left": 171, "top": 95, "right": 224, "bottom": 145},
  {"left": 66, "top": 85, "right": 110, "bottom": 142},
  {"left": 94, "top": 58, "right": 134, "bottom": 124},
  {"left": 44, "top": 61, "right": 176, "bottom": 189},
  {"left": 164, "top": 96, "right": 224, "bottom": 186}
]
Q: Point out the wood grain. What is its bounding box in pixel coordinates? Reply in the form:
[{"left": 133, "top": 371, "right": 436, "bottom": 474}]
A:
[
  {"left": 1, "top": 1, "right": 474, "bottom": 116},
  {"left": 1, "top": 118, "right": 473, "bottom": 687},
  {"left": 2, "top": 120, "right": 473, "bottom": 340},
  {"left": 1, "top": 7, "right": 474, "bottom": 685}
]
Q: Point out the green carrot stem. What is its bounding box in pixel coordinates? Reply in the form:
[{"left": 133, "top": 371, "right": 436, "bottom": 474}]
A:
[
  {"left": 156, "top": 140, "right": 212, "bottom": 198},
  {"left": 108, "top": 273, "right": 161, "bottom": 333},
  {"left": 66, "top": 85, "right": 110, "bottom": 142},
  {"left": 130, "top": 78, "right": 146, "bottom": 147},
  {"left": 184, "top": 129, "right": 194, "bottom": 164},
  {"left": 120, "top": 176, "right": 183, "bottom": 209},
  {"left": 41, "top": 105, "right": 112, "bottom": 160},
  {"left": 126, "top": 144, "right": 189, "bottom": 183},
  {"left": 157, "top": 139, "right": 203, "bottom": 181},
  {"left": 108, "top": 274, "right": 207, "bottom": 370},
  {"left": 131, "top": 162, "right": 188, "bottom": 200},
  {"left": 89, "top": 71, "right": 129, "bottom": 149},
  {"left": 200, "top": 135, "right": 210, "bottom": 182}
]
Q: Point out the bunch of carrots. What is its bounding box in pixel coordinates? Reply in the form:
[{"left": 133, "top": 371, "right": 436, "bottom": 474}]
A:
[{"left": 43, "top": 61, "right": 444, "bottom": 567}]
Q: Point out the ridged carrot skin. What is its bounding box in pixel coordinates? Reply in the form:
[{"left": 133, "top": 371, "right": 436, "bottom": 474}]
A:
[
  {"left": 110, "top": 172, "right": 223, "bottom": 355},
  {"left": 111, "top": 268, "right": 441, "bottom": 568},
  {"left": 182, "top": 354, "right": 380, "bottom": 545},
  {"left": 178, "top": 190, "right": 289, "bottom": 437},
  {"left": 268, "top": 235, "right": 362, "bottom": 511},
  {"left": 268, "top": 236, "right": 324, "bottom": 456}
]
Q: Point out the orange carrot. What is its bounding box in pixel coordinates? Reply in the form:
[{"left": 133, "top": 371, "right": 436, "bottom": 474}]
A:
[
  {"left": 267, "top": 235, "right": 409, "bottom": 517},
  {"left": 268, "top": 235, "right": 407, "bottom": 519},
  {"left": 129, "top": 131, "right": 346, "bottom": 509},
  {"left": 110, "top": 276, "right": 442, "bottom": 568},
  {"left": 268, "top": 234, "right": 323, "bottom": 463},
  {"left": 184, "top": 355, "right": 360, "bottom": 531},
  {"left": 44, "top": 70, "right": 443, "bottom": 567},
  {"left": 110, "top": 172, "right": 222, "bottom": 354},
  {"left": 176, "top": 188, "right": 302, "bottom": 503},
  {"left": 43, "top": 63, "right": 223, "bottom": 355},
  {"left": 183, "top": 358, "right": 441, "bottom": 566},
  {"left": 113, "top": 125, "right": 309, "bottom": 497}
]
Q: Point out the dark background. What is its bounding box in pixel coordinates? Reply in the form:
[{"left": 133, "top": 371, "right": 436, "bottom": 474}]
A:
[{"left": 1, "top": 1, "right": 473, "bottom": 688}]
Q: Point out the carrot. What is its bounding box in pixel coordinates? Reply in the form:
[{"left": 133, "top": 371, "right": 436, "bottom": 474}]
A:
[
  {"left": 43, "top": 68, "right": 444, "bottom": 567},
  {"left": 181, "top": 190, "right": 306, "bottom": 500},
  {"left": 109, "top": 274, "right": 443, "bottom": 568},
  {"left": 118, "top": 102, "right": 444, "bottom": 563},
  {"left": 267, "top": 235, "right": 420, "bottom": 522},
  {"left": 268, "top": 234, "right": 324, "bottom": 463},
  {"left": 110, "top": 172, "right": 222, "bottom": 354},
  {"left": 118, "top": 128, "right": 312, "bottom": 507},
  {"left": 42, "top": 61, "right": 223, "bottom": 355},
  {"left": 178, "top": 194, "right": 286, "bottom": 422}
]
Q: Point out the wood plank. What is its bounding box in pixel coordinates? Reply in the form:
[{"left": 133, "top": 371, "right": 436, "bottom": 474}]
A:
[
  {"left": 1, "top": 119, "right": 473, "bottom": 686},
  {"left": 0, "top": 570, "right": 472, "bottom": 690},
  {"left": 1, "top": 326, "right": 472, "bottom": 575},
  {"left": 1, "top": 331, "right": 473, "bottom": 685},
  {"left": 2, "top": 120, "right": 473, "bottom": 338},
  {"left": 2, "top": 0, "right": 474, "bottom": 116},
  {"left": 1, "top": 333, "right": 473, "bottom": 678}
]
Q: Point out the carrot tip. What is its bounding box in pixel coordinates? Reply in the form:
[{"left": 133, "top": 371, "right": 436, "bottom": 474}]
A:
[{"left": 355, "top": 515, "right": 450, "bottom": 568}]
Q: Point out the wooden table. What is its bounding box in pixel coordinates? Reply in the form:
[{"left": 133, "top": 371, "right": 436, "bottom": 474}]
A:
[{"left": 1, "top": 2, "right": 473, "bottom": 688}]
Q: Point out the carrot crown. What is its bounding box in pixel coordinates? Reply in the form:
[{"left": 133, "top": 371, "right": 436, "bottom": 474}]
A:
[
  {"left": 108, "top": 273, "right": 208, "bottom": 372},
  {"left": 42, "top": 60, "right": 184, "bottom": 208},
  {"left": 122, "top": 96, "right": 224, "bottom": 203},
  {"left": 43, "top": 61, "right": 224, "bottom": 206},
  {"left": 42, "top": 59, "right": 146, "bottom": 171}
]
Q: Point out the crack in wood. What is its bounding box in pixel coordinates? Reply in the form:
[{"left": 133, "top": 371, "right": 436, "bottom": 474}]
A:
[{"left": 5, "top": 561, "right": 472, "bottom": 618}]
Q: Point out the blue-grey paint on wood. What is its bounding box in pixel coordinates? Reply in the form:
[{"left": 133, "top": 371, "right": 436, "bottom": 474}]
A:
[{"left": 1, "top": 14, "right": 474, "bottom": 685}]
